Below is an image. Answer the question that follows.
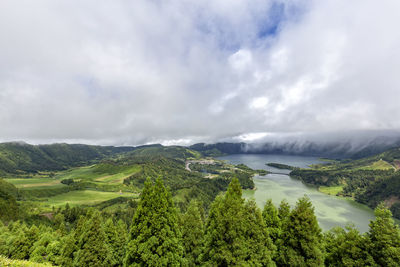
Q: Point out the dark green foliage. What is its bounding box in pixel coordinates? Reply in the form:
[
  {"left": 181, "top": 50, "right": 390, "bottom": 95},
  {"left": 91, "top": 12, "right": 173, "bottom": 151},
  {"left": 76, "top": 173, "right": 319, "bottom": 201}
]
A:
[
  {"left": 180, "top": 200, "right": 204, "bottom": 266},
  {"left": 58, "top": 232, "right": 77, "bottom": 266},
  {"left": 290, "top": 168, "right": 393, "bottom": 188},
  {"left": 127, "top": 145, "right": 199, "bottom": 159},
  {"left": 30, "top": 231, "right": 59, "bottom": 263},
  {"left": 104, "top": 218, "right": 128, "bottom": 266},
  {"left": 218, "top": 169, "right": 255, "bottom": 189},
  {"left": 263, "top": 199, "right": 281, "bottom": 244},
  {"left": 124, "top": 178, "right": 184, "bottom": 266},
  {"left": 367, "top": 204, "right": 400, "bottom": 266},
  {"left": 74, "top": 210, "right": 112, "bottom": 267},
  {"left": 324, "top": 225, "right": 375, "bottom": 266},
  {"left": 202, "top": 178, "right": 275, "bottom": 266},
  {"left": 0, "top": 179, "right": 20, "bottom": 221},
  {"left": 356, "top": 173, "right": 400, "bottom": 213},
  {"left": 288, "top": 150, "right": 400, "bottom": 219},
  {"left": 61, "top": 178, "right": 74, "bottom": 185},
  {"left": 278, "top": 199, "right": 291, "bottom": 225},
  {"left": 9, "top": 224, "right": 40, "bottom": 260},
  {"left": 122, "top": 155, "right": 253, "bottom": 210},
  {"left": 189, "top": 142, "right": 245, "bottom": 156},
  {"left": 278, "top": 196, "right": 324, "bottom": 266},
  {"left": 267, "top": 163, "right": 298, "bottom": 170},
  {"left": 0, "top": 142, "right": 134, "bottom": 175}
]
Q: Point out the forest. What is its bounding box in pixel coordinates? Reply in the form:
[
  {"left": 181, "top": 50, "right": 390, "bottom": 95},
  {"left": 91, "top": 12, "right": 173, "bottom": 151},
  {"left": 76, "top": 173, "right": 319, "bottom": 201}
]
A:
[{"left": 1, "top": 178, "right": 400, "bottom": 266}]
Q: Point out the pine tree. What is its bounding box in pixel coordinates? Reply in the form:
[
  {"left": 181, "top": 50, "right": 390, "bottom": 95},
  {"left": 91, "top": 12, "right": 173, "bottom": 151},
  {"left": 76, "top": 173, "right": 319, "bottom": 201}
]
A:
[
  {"left": 58, "top": 232, "right": 76, "bottom": 267},
  {"left": 324, "top": 225, "right": 375, "bottom": 266},
  {"left": 104, "top": 218, "right": 128, "bottom": 266},
  {"left": 243, "top": 199, "right": 276, "bottom": 265},
  {"left": 115, "top": 220, "right": 128, "bottom": 265},
  {"left": 278, "top": 199, "right": 291, "bottom": 224},
  {"left": 124, "top": 178, "right": 184, "bottom": 266},
  {"left": 103, "top": 218, "right": 119, "bottom": 266},
  {"left": 368, "top": 203, "right": 400, "bottom": 266},
  {"left": 30, "top": 231, "right": 58, "bottom": 263},
  {"left": 202, "top": 178, "right": 275, "bottom": 266},
  {"left": 73, "top": 210, "right": 112, "bottom": 267},
  {"left": 8, "top": 224, "right": 40, "bottom": 260},
  {"left": 263, "top": 199, "right": 281, "bottom": 243},
  {"left": 181, "top": 200, "right": 204, "bottom": 266},
  {"left": 278, "top": 196, "right": 324, "bottom": 266}
]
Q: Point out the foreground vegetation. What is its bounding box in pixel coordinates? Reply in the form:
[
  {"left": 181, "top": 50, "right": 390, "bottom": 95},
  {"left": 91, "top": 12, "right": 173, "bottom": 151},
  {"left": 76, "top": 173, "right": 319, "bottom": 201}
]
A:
[{"left": 1, "top": 178, "right": 399, "bottom": 266}]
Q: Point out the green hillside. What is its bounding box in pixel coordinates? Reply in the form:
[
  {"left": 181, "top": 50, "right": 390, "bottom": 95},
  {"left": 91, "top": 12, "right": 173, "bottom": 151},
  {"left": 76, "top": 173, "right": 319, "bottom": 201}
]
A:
[
  {"left": 0, "top": 145, "right": 257, "bottom": 221},
  {"left": 289, "top": 147, "right": 400, "bottom": 218},
  {"left": 0, "top": 142, "right": 135, "bottom": 176}
]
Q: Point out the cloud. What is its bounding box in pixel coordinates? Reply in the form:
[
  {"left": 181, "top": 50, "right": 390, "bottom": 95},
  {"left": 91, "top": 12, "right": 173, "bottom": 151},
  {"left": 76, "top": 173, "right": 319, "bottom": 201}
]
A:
[{"left": 0, "top": 0, "right": 399, "bottom": 145}]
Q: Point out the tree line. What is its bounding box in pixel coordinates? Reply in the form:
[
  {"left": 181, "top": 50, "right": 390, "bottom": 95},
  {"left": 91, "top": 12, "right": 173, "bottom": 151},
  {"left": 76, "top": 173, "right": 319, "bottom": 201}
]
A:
[{"left": 1, "top": 178, "right": 400, "bottom": 266}]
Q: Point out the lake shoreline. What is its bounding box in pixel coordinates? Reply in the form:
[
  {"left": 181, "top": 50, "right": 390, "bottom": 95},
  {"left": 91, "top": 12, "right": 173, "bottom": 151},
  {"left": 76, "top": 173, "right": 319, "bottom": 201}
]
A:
[{"left": 219, "top": 154, "right": 376, "bottom": 232}]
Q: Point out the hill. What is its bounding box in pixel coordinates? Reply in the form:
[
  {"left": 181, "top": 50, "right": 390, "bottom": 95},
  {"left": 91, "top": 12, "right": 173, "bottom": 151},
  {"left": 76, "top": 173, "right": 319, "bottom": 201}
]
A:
[
  {"left": 189, "top": 138, "right": 400, "bottom": 159},
  {"left": 289, "top": 147, "right": 400, "bottom": 218},
  {"left": 0, "top": 142, "right": 135, "bottom": 176},
  {"left": 0, "top": 145, "right": 258, "bottom": 223}
]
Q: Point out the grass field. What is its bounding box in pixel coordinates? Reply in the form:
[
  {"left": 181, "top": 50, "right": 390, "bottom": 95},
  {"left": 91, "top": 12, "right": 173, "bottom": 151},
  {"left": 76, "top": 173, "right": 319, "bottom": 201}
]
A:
[
  {"left": 94, "top": 165, "right": 141, "bottom": 184},
  {"left": 41, "top": 190, "right": 137, "bottom": 208},
  {"left": 5, "top": 178, "right": 61, "bottom": 188},
  {"left": 4, "top": 164, "right": 141, "bottom": 189},
  {"left": 358, "top": 159, "right": 394, "bottom": 170},
  {"left": 319, "top": 185, "right": 343, "bottom": 196}
]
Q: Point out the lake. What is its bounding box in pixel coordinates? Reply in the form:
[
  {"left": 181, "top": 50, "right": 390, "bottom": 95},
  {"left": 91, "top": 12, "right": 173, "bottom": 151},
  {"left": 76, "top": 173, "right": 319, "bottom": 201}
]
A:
[{"left": 218, "top": 154, "right": 375, "bottom": 232}]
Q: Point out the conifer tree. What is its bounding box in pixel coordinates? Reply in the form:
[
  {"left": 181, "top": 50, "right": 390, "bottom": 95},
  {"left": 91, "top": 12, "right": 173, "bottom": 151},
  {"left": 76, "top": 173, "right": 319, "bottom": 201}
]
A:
[
  {"left": 8, "top": 224, "right": 40, "bottom": 260},
  {"left": 73, "top": 210, "right": 112, "bottom": 267},
  {"left": 278, "top": 196, "right": 324, "bottom": 266},
  {"left": 368, "top": 203, "right": 400, "bottom": 266},
  {"left": 115, "top": 220, "right": 128, "bottom": 264},
  {"left": 324, "top": 225, "right": 375, "bottom": 266},
  {"left": 104, "top": 218, "right": 128, "bottom": 266},
  {"left": 58, "top": 232, "right": 76, "bottom": 267},
  {"left": 202, "top": 178, "right": 275, "bottom": 266},
  {"left": 124, "top": 178, "right": 184, "bottom": 266},
  {"left": 263, "top": 199, "right": 281, "bottom": 243},
  {"left": 243, "top": 199, "right": 276, "bottom": 265},
  {"left": 278, "top": 199, "right": 291, "bottom": 224},
  {"left": 181, "top": 200, "right": 204, "bottom": 266},
  {"left": 30, "top": 231, "right": 58, "bottom": 263}
]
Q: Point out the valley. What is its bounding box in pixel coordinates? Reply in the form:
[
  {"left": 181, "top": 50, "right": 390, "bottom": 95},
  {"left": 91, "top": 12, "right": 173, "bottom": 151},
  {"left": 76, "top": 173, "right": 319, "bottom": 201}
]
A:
[{"left": 1, "top": 142, "right": 400, "bottom": 266}]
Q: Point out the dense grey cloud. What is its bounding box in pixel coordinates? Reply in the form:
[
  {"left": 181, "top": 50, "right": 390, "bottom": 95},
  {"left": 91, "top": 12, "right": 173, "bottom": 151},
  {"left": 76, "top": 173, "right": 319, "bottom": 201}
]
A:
[{"left": 0, "top": 0, "right": 399, "bottom": 146}]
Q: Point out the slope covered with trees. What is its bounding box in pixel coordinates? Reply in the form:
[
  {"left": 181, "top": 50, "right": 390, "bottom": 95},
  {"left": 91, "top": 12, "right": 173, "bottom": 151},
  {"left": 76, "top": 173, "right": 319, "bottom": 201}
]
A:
[
  {"left": 289, "top": 147, "right": 400, "bottom": 219},
  {"left": 0, "top": 142, "right": 135, "bottom": 176},
  {"left": 1, "top": 178, "right": 399, "bottom": 266}
]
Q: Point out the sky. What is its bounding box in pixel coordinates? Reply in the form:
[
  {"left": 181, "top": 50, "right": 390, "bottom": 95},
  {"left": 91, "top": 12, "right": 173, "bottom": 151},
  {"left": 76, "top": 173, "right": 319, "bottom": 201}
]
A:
[{"left": 1, "top": 0, "right": 400, "bottom": 146}]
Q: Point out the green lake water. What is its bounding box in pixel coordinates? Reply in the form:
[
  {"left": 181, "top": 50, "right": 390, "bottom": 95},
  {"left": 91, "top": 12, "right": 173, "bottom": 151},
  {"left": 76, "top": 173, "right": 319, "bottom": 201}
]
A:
[{"left": 218, "top": 154, "right": 375, "bottom": 232}]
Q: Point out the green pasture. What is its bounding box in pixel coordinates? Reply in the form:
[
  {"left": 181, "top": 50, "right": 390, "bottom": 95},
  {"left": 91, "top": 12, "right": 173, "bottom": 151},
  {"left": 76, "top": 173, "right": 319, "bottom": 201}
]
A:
[
  {"left": 5, "top": 178, "right": 61, "bottom": 188},
  {"left": 358, "top": 160, "right": 394, "bottom": 170},
  {"left": 41, "top": 190, "right": 137, "bottom": 208},
  {"left": 318, "top": 185, "right": 344, "bottom": 196},
  {"left": 4, "top": 164, "right": 141, "bottom": 189},
  {"left": 94, "top": 165, "right": 141, "bottom": 184}
]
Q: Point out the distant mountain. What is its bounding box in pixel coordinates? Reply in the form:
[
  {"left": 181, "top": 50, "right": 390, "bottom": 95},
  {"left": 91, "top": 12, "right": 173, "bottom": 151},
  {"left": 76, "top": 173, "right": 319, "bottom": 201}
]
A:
[
  {"left": 0, "top": 142, "right": 135, "bottom": 176},
  {"left": 190, "top": 137, "right": 400, "bottom": 159}
]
